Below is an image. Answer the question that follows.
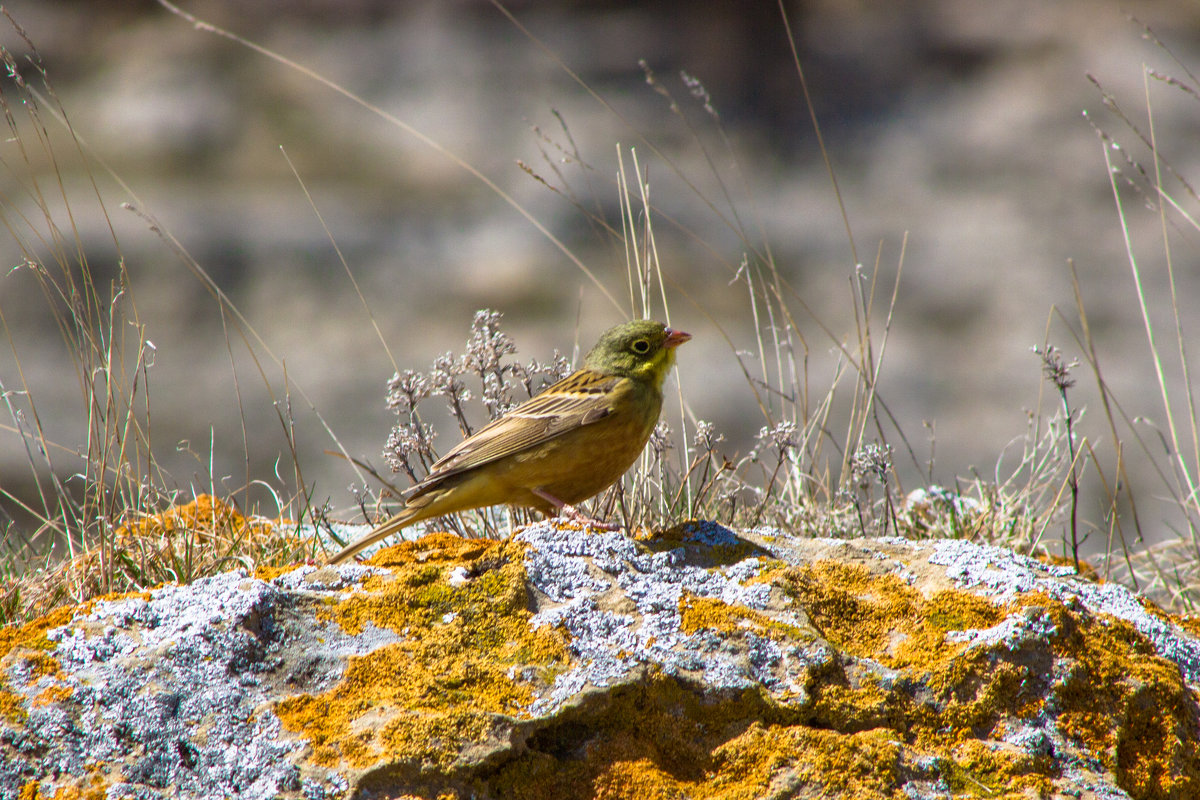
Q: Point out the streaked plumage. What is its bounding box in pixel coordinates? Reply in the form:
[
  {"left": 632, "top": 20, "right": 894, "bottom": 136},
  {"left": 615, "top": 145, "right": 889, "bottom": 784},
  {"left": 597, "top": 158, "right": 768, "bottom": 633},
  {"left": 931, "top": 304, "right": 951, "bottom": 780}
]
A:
[{"left": 328, "top": 320, "right": 690, "bottom": 563}]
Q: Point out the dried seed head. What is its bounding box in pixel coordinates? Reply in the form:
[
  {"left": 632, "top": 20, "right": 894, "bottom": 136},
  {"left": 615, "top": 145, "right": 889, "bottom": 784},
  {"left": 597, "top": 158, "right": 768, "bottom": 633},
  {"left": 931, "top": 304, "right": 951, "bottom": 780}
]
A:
[
  {"left": 1033, "top": 344, "right": 1077, "bottom": 391},
  {"left": 464, "top": 309, "right": 516, "bottom": 376},
  {"left": 755, "top": 421, "right": 798, "bottom": 458},
  {"left": 649, "top": 420, "right": 673, "bottom": 457},
  {"left": 850, "top": 443, "right": 893, "bottom": 489},
  {"left": 430, "top": 352, "right": 471, "bottom": 402},
  {"left": 692, "top": 420, "right": 724, "bottom": 451},
  {"left": 385, "top": 369, "right": 431, "bottom": 415}
]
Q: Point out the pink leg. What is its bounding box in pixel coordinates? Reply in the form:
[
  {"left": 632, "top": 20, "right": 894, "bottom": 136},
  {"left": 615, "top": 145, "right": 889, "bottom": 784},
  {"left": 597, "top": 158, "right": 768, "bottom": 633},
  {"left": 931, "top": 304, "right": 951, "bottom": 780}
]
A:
[{"left": 531, "top": 488, "right": 621, "bottom": 531}]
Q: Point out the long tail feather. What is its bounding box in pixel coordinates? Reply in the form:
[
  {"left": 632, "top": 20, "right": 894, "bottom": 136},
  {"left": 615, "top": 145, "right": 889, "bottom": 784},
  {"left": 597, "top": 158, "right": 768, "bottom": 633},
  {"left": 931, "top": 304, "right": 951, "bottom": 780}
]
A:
[{"left": 327, "top": 506, "right": 424, "bottom": 564}]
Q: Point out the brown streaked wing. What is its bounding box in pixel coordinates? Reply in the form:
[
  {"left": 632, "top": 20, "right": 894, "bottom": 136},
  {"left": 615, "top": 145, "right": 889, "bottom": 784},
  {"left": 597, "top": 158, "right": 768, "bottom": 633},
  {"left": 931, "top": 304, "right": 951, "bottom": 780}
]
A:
[{"left": 406, "top": 369, "right": 621, "bottom": 493}]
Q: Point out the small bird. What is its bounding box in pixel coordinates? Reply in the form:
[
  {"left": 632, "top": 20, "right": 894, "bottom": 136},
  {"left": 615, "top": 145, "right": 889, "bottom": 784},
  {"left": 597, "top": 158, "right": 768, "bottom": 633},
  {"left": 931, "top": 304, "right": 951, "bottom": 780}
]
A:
[{"left": 328, "top": 320, "right": 691, "bottom": 564}]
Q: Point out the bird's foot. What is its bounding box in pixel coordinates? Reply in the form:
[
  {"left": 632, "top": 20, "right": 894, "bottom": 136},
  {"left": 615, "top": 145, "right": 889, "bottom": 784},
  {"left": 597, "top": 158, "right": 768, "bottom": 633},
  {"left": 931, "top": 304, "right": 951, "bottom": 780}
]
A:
[
  {"left": 558, "top": 503, "right": 621, "bottom": 531},
  {"left": 532, "top": 488, "right": 621, "bottom": 531}
]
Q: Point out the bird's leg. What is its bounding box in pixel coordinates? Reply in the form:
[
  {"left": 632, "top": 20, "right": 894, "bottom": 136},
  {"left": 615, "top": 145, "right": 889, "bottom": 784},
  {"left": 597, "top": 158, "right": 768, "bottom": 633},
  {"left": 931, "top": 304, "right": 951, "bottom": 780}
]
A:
[{"left": 531, "top": 488, "right": 622, "bottom": 532}]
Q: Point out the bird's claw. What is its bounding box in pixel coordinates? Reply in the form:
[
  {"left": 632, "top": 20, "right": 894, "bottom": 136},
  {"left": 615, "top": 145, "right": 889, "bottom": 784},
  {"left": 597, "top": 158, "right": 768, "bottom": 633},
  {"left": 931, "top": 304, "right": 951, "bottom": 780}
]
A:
[{"left": 559, "top": 503, "right": 621, "bottom": 531}]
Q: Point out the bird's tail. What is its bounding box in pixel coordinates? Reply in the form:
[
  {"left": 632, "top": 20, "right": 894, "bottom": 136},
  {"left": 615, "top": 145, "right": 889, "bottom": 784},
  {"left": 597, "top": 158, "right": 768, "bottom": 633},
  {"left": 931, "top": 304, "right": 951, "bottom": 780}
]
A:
[{"left": 327, "top": 506, "right": 424, "bottom": 565}]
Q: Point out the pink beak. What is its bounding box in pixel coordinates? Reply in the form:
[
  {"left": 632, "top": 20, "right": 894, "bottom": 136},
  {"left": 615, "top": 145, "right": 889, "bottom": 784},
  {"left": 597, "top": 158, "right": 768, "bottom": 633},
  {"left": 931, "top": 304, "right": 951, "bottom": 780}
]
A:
[{"left": 664, "top": 327, "right": 692, "bottom": 348}]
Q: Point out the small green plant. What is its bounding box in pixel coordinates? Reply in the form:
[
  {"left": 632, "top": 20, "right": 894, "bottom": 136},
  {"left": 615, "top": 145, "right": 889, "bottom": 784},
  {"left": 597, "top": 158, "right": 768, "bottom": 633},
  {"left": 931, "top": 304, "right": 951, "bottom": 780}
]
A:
[{"left": 1033, "top": 344, "right": 1084, "bottom": 567}]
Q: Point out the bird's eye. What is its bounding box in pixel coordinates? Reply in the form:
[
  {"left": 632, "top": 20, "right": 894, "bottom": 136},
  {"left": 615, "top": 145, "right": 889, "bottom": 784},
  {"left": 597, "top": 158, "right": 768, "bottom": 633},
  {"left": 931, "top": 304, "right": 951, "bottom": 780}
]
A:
[{"left": 631, "top": 339, "right": 651, "bottom": 354}]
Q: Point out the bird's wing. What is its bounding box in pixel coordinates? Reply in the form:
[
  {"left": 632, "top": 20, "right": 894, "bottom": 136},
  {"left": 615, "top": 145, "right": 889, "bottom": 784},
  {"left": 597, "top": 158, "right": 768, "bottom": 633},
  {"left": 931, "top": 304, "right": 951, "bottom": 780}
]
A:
[{"left": 406, "top": 369, "right": 621, "bottom": 495}]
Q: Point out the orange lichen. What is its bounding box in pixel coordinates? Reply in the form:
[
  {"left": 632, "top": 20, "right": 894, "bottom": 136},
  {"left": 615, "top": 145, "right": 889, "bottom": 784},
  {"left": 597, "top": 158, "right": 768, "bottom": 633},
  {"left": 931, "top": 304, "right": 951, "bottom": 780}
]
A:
[
  {"left": 16, "top": 767, "right": 109, "bottom": 800},
  {"left": 780, "top": 561, "right": 929, "bottom": 655},
  {"left": 252, "top": 563, "right": 299, "bottom": 581},
  {"left": 0, "top": 604, "right": 81, "bottom": 724},
  {"left": 18, "top": 650, "right": 61, "bottom": 681},
  {"left": 770, "top": 563, "right": 1070, "bottom": 791},
  {"left": 2, "top": 649, "right": 69, "bottom": 721},
  {"left": 276, "top": 534, "right": 569, "bottom": 770},
  {"left": 31, "top": 683, "right": 73, "bottom": 709},
  {"left": 269, "top": 539, "right": 1200, "bottom": 798},
  {"left": 367, "top": 532, "right": 492, "bottom": 569},
  {"left": 0, "top": 605, "right": 78, "bottom": 662},
  {"left": 1050, "top": 604, "right": 1200, "bottom": 799},
  {"left": 1179, "top": 614, "right": 1200, "bottom": 641},
  {"left": 116, "top": 494, "right": 305, "bottom": 573},
  {"left": 941, "top": 738, "right": 1053, "bottom": 796},
  {"left": 778, "top": 559, "right": 1197, "bottom": 800},
  {"left": 678, "top": 593, "right": 812, "bottom": 644},
  {"left": 116, "top": 493, "right": 273, "bottom": 544},
  {"left": 486, "top": 678, "right": 777, "bottom": 800},
  {"left": 486, "top": 679, "right": 994, "bottom": 800},
  {"left": 0, "top": 688, "right": 24, "bottom": 723},
  {"left": 710, "top": 724, "right": 907, "bottom": 800},
  {"left": 110, "top": 493, "right": 320, "bottom": 580}
]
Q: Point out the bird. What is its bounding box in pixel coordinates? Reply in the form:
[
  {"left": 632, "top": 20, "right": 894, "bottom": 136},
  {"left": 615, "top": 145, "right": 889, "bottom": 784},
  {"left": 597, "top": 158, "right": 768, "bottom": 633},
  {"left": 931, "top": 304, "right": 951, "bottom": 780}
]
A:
[{"left": 327, "top": 319, "right": 691, "bottom": 564}]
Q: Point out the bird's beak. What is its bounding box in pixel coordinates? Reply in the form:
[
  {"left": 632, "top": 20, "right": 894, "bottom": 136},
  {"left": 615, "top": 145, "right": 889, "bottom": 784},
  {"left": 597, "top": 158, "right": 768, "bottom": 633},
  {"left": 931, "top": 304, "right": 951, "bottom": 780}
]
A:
[{"left": 663, "top": 328, "right": 692, "bottom": 349}]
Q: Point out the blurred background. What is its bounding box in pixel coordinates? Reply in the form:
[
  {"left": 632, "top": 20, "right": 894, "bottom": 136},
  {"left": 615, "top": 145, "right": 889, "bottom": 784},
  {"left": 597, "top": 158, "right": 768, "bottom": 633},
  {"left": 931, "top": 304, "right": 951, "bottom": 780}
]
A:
[{"left": 2, "top": 0, "right": 1199, "bottom": 548}]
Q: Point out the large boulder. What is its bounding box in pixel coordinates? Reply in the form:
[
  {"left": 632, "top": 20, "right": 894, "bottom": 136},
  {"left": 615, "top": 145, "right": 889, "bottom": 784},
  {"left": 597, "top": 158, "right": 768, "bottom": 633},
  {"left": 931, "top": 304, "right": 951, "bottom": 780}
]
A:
[{"left": 3, "top": 521, "right": 1198, "bottom": 799}]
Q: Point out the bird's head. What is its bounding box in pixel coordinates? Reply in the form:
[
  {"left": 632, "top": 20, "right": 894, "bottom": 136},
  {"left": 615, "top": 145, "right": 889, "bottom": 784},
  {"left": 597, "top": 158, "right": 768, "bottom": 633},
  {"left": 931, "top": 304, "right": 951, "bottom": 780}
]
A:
[{"left": 584, "top": 320, "right": 691, "bottom": 387}]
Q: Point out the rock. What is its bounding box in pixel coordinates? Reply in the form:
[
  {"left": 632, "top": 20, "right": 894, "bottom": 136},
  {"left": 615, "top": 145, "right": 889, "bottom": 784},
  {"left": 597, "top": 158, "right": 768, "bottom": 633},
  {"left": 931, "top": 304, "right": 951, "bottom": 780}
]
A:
[{"left": 2, "top": 522, "right": 1198, "bottom": 799}]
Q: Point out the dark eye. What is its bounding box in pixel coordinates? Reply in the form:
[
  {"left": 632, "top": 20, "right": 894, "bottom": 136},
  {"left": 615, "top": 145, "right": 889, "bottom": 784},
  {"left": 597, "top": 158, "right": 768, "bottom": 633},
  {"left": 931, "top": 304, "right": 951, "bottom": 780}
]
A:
[{"left": 631, "top": 339, "right": 651, "bottom": 354}]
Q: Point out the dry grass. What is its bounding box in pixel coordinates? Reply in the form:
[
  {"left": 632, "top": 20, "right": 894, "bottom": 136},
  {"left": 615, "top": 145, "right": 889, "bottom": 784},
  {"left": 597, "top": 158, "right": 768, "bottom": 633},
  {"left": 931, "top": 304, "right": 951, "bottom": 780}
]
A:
[{"left": 2, "top": 6, "right": 1199, "bottom": 625}]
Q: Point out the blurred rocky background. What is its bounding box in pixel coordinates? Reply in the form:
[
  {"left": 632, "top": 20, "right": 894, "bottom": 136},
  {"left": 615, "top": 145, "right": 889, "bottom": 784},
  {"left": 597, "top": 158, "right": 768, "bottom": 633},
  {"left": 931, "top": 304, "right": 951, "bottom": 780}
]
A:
[{"left": 1, "top": 0, "right": 1199, "bottom": 547}]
